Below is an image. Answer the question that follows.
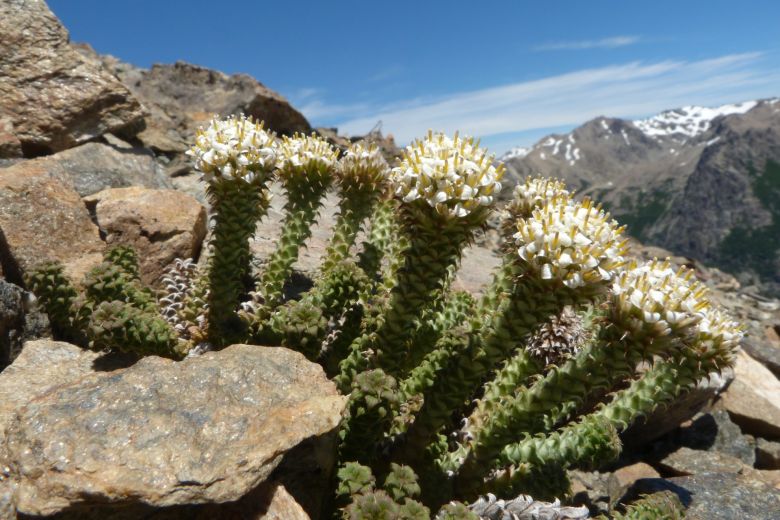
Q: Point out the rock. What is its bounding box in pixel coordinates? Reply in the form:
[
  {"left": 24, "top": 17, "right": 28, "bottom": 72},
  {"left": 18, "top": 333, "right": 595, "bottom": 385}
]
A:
[
  {"left": 1, "top": 141, "right": 172, "bottom": 197},
  {"left": 0, "top": 477, "right": 16, "bottom": 520},
  {"left": 84, "top": 187, "right": 207, "bottom": 285},
  {"left": 0, "top": 163, "right": 104, "bottom": 285},
  {"left": 2, "top": 343, "right": 345, "bottom": 516},
  {"left": 259, "top": 484, "right": 311, "bottom": 520},
  {"left": 607, "top": 462, "right": 660, "bottom": 505},
  {"left": 0, "top": 280, "right": 50, "bottom": 370},
  {"left": 672, "top": 410, "right": 756, "bottom": 466},
  {"left": 627, "top": 473, "right": 780, "bottom": 520},
  {"left": 756, "top": 438, "right": 780, "bottom": 470},
  {"left": 717, "top": 350, "right": 780, "bottom": 438},
  {"left": 0, "top": 0, "right": 144, "bottom": 157},
  {"left": 0, "top": 340, "right": 100, "bottom": 440},
  {"left": 658, "top": 447, "right": 749, "bottom": 476},
  {"left": 621, "top": 369, "right": 733, "bottom": 448},
  {"left": 171, "top": 173, "right": 208, "bottom": 208},
  {"left": 741, "top": 334, "right": 780, "bottom": 378},
  {"left": 252, "top": 186, "right": 349, "bottom": 278},
  {"left": 569, "top": 470, "right": 610, "bottom": 516},
  {"left": 31, "top": 480, "right": 311, "bottom": 520},
  {"left": 453, "top": 245, "right": 502, "bottom": 296},
  {"left": 91, "top": 54, "right": 310, "bottom": 154},
  {"left": 0, "top": 117, "right": 22, "bottom": 159}
]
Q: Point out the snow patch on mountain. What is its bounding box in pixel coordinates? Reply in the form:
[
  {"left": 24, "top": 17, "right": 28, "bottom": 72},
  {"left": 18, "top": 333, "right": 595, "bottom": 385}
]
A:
[
  {"left": 633, "top": 100, "right": 757, "bottom": 138},
  {"left": 500, "top": 146, "right": 531, "bottom": 161}
]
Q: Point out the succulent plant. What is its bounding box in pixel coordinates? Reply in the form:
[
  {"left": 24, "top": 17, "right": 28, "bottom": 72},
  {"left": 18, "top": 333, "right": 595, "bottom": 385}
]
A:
[{"left": 26, "top": 119, "right": 742, "bottom": 519}]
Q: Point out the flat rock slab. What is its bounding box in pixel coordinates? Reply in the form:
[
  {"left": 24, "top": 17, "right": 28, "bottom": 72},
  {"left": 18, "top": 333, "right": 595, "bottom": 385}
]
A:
[
  {"left": 717, "top": 350, "right": 780, "bottom": 438},
  {"left": 0, "top": 0, "right": 143, "bottom": 156},
  {"left": 2, "top": 343, "right": 346, "bottom": 516},
  {"left": 629, "top": 472, "right": 780, "bottom": 520},
  {"left": 0, "top": 164, "right": 104, "bottom": 286},
  {"left": 85, "top": 187, "right": 207, "bottom": 285}
]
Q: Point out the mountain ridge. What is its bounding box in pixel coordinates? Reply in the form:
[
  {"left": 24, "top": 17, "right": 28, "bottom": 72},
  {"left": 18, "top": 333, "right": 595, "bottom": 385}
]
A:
[{"left": 502, "top": 97, "right": 780, "bottom": 295}]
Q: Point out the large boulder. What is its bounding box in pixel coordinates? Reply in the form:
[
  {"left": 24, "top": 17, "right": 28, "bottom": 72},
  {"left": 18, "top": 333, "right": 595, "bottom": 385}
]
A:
[
  {"left": 0, "top": 0, "right": 144, "bottom": 157},
  {"left": 90, "top": 53, "right": 311, "bottom": 155},
  {"left": 84, "top": 187, "right": 207, "bottom": 285},
  {"left": 0, "top": 141, "right": 172, "bottom": 198},
  {"left": 0, "top": 162, "right": 105, "bottom": 285},
  {"left": 0, "top": 342, "right": 345, "bottom": 517}
]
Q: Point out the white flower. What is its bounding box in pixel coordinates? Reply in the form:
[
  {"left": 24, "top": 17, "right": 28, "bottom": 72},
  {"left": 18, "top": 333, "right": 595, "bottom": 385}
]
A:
[
  {"left": 695, "top": 305, "right": 743, "bottom": 362},
  {"left": 389, "top": 131, "right": 504, "bottom": 219},
  {"left": 510, "top": 177, "right": 571, "bottom": 217},
  {"left": 338, "top": 142, "right": 390, "bottom": 187},
  {"left": 187, "top": 115, "right": 276, "bottom": 184},
  {"left": 514, "top": 196, "right": 626, "bottom": 289},
  {"left": 276, "top": 133, "right": 338, "bottom": 179},
  {"left": 611, "top": 259, "right": 709, "bottom": 337}
]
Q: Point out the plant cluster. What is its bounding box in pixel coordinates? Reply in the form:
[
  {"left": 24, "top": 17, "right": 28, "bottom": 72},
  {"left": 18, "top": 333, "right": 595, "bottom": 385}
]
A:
[{"left": 28, "top": 115, "right": 741, "bottom": 519}]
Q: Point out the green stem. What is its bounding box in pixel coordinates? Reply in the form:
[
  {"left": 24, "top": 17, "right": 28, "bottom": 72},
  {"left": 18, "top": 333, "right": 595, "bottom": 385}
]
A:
[
  {"left": 394, "top": 273, "right": 578, "bottom": 465},
  {"left": 205, "top": 179, "right": 269, "bottom": 346},
  {"left": 321, "top": 183, "right": 378, "bottom": 274},
  {"left": 254, "top": 176, "right": 331, "bottom": 312},
  {"left": 496, "top": 415, "right": 621, "bottom": 471},
  {"left": 357, "top": 197, "right": 402, "bottom": 289}
]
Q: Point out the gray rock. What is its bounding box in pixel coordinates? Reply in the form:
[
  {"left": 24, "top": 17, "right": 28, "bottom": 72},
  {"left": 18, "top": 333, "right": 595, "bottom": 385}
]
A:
[
  {"left": 13, "top": 141, "right": 172, "bottom": 197},
  {"left": 658, "top": 447, "right": 748, "bottom": 476},
  {"left": 0, "top": 280, "right": 49, "bottom": 371},
  {"left": 718, "top": 350, "right": 780, "bottom": 439},
  {"left": 621, "top": 369, "right": 734, "bottom": 448},
  {"left": 86, "top": 51, "right": 310, "bottom": 154},
  {"left": 0, "top": 162, "right": 105, "bottom": 286},
  {"left": 0, "top": 0, "right": 144, "bottom": 156},
  {"left": 742, "top": 335, "right": 780, "bottom": 378},
  {"left": 0, "top": 340, "right": 101, "bottom": 440},
  {"left": 672, "top": 410, "right": 756, "bottom": 466},
  {"left": 756, "top": 438, "right": 780, "bottom": 470},
  {"left": 2, "top": 343, "right": 345, "bottom": 517},
  {"left": 627, "top": 473, "right": 780, "bottom": 520}
]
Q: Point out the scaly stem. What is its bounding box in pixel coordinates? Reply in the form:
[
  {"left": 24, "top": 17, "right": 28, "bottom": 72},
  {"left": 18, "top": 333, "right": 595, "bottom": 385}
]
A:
[{"left": 205, "top": 179, "right": 269, "bottom": 345}]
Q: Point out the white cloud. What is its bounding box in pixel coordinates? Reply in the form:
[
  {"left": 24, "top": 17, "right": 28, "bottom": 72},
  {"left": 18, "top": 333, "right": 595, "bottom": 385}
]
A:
[
  {"left": 534, "top": 36, "right": 641, "bottom": 51},
  {"left": 334, "top": 52, "right": 779, "bottom": 148}
]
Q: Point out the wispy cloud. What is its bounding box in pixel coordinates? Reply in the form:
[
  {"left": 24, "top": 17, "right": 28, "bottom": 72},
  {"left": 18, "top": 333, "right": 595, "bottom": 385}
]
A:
[
  {"left": 367, "top": 64, "right": 405, "bottom": 83},
  {"left": 534, "top": 35, "right": 641, "bottom": 51},
  {"left": 333, "top": 52, "right": 779, "bottom": 148}
]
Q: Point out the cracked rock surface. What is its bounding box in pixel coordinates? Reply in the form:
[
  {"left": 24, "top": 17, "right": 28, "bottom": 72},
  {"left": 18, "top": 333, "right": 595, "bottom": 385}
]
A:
[{"left": 0, "top": 342, "right": 345, "bottom": 517}]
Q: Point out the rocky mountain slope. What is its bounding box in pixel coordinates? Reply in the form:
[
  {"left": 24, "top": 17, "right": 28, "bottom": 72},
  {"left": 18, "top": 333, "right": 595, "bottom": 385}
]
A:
[{"left": 503, "top": 99, "right": 780, "bottom": 296}]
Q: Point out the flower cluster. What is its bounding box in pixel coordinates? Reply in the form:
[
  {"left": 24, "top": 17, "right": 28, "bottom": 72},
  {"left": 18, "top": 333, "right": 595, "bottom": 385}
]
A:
[
  {"left": 389, "top": 131, "right": 504, "bottom": 218},
  {"left": 509, "top": 177, "right": 571, "bottom": 218},
  {"left": 276, "top": 133, "right": 339, "bottom": 179},
  {"left": 610, "top": 259, "right": 709, "bottom": 337},
  {"left": 187, "top": 115, "right": 277, "bottom": 184},
  {"left": 693, "top": 305, "right": 743, "bottom": 364},
  {"left": 339, "top": 142, "right": 390, "bottom": 187},
  {"left": 514, "top": 196, "right": 626, "bottom": 288}
]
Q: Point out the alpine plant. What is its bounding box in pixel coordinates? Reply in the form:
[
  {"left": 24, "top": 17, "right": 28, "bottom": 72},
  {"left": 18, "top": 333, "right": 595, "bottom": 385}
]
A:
[{"left": 25, "top": 117, "right": 742, "bottom": 519}]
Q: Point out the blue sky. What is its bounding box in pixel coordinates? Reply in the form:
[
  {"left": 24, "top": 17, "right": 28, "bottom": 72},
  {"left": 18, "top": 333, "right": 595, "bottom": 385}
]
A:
[{"left": 49, "top": 0, "right": 780, "bottom": 155}]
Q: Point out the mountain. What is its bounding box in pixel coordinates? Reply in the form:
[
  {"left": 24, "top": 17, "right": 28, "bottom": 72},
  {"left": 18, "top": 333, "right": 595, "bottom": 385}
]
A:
[{"left": 502, "top": 99, "right": 780, "bottom": 295}]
